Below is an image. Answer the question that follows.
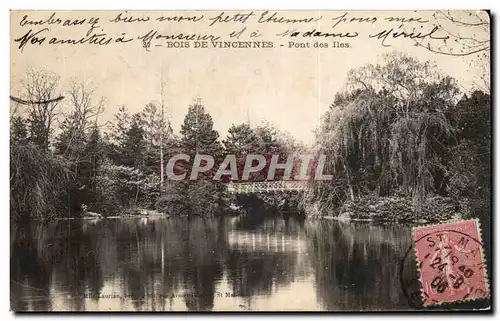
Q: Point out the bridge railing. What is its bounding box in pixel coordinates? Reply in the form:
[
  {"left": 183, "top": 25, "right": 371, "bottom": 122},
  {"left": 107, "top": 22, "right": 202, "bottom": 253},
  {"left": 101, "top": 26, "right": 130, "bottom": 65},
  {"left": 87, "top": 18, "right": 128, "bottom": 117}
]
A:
[{"left": 226, "top": 181, "right": 310, "bottom": 193}]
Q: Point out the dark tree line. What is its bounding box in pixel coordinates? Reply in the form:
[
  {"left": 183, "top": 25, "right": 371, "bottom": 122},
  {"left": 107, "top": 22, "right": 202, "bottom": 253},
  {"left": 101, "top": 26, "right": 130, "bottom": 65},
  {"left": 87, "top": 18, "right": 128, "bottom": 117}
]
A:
[
  {"left": 310, "top": 52, "right": 490, "bottom": 221},
  {"left": 10, "top": 74, "right": 297, "bottom": 221},
  {"left": 10, "top": 52, "right": 490, "bottom": 222}
]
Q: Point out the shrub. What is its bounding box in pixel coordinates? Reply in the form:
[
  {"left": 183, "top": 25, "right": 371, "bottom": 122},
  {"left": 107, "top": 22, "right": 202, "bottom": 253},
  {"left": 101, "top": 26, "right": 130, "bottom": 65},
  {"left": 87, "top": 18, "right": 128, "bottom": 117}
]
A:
[
  {"left": 339, "top": 195, "right": 461, "bottom": 223},
  {"left": 10, "top": 143, "right": 71, "bottom": 221}
]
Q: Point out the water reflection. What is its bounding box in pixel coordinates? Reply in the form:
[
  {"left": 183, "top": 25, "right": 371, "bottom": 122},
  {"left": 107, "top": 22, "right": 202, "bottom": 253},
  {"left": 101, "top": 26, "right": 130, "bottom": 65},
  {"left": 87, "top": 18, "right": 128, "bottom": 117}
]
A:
[{"left": 11, "top": 217, "right": 415, "bottom": 311}]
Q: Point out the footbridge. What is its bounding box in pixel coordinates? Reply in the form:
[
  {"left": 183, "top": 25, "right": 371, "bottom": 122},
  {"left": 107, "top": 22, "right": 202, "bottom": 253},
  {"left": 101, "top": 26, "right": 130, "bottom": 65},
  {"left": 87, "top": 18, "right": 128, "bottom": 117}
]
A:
[{"left": 226, "top": 181, "right": 310, "bottom": 194}]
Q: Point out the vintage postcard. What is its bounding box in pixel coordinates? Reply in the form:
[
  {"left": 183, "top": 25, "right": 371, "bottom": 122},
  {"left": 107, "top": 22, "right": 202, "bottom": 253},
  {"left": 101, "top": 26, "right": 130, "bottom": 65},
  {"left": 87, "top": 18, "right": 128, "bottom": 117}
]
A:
[{"left": 9, "top": 10, "right": 491, "bottom": 312}]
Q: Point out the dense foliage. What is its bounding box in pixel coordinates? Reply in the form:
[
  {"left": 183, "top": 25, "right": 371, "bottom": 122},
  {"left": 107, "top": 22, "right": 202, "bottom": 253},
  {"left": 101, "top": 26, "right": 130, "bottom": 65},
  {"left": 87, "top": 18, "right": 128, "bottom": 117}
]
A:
[
  {"left": 10, "top": 80, "right": 297, "bottom": 220},
  {"left": 10, "top": 53, "right": 490, "bottom": 222},
  {"left": 311, "top": 53, "right": 490, "bottom": 220}
]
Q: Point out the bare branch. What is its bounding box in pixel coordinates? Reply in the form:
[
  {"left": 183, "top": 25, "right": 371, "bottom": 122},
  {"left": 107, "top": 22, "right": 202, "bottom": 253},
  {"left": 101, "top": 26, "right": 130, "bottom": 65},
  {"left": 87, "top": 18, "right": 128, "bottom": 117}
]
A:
[
  {"left": 16, "top": 68, "right": 63, "bottom": 149},
  {"left": 414, "top": 40, "right": 489, "bottom": 57},
  {"left": 438, "top": 10, "right": 489, "bottom": 27}
]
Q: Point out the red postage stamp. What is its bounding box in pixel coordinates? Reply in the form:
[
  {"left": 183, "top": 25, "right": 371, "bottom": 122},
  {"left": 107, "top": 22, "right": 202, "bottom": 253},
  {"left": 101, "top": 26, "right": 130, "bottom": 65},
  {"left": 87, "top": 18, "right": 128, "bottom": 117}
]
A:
[{"left": 413, "top": 219, "right": 490, "bottom": 307}]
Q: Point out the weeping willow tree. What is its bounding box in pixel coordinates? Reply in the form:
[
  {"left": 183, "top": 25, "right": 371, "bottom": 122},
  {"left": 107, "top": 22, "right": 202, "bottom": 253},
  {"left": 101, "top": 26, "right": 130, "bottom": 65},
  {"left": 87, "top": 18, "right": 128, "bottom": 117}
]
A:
[
  {"left": 10, "top": 143, "right": 71, "bottom": 222},
  {"left": 316, "top": 52, "right": 460, "bottom": 205},
  {"left": 315, "top": 90, "right": 394, "bottom": 202},
  {"left": 389, "top": 112, "right": 455, "bottom": 202}
]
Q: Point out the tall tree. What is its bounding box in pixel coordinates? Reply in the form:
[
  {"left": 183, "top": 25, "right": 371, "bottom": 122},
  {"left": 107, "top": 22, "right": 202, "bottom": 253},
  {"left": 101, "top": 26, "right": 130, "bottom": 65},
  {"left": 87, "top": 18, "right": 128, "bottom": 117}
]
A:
[
  {"left": 317, "top": 52, "right": 460, "bottom": 202},
  {"left": 180, "top": 102, "right": 223, "bottom": 159},
  {"left": 55, "top": 81, "right": 104, "bottom": 158},
  {"left": 224, "top": 123, "right": 259, "bottom": 154},
  {"left": 447, "top": 91, "right": 490, "bottom": 217},
  {"left": 140, "top": 102, "right": 176, "bottom": 175},
  {"left": 165, "top": 101, "right": 226, "bottom": 216},
  {"left": 20, "top": 68, "right": 63, "bottom": 149},
  {"left": 54, "top": 81, "right": 105, "bottom": 213},
  {"left": 10, "top": 115, "right": 28, "bottom": 145},
  {"left": 80, "top": 126, "right": 105, "bottom": 209},
  {"left": 121, "top": 114, "right": 147, "bottom": 168},
  {"left": 110, "top": 105, "right": 131, "bottom": 145},
  {"left": 141, "top": 102, "right": 161, "bottom": 152},
  {"left": 107, "top": 105, "right": 131, "bottom": 165},
  {"left": 254, "top": 124, "right": 282, "bottom": 154}
]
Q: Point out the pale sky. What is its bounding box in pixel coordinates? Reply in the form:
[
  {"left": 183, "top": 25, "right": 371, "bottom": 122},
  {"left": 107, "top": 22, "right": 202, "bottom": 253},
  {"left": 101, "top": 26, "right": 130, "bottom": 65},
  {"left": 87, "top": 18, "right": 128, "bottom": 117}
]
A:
[{"left": 10, "top": 10, "right": 490, "bottom": 144}]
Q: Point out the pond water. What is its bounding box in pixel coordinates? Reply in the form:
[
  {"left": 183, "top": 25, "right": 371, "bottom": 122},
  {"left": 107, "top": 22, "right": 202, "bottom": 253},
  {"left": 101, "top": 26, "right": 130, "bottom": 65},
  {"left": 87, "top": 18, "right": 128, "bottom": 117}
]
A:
[{"left": 11, "top": 216, "right": 418, "bottom": 311}]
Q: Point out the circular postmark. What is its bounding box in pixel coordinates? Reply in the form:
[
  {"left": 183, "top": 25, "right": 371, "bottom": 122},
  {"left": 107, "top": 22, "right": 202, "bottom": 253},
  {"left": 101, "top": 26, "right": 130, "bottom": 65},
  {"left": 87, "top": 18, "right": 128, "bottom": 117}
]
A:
[{"left": 400, "top": 220, "right": 490, "bottom": 309}]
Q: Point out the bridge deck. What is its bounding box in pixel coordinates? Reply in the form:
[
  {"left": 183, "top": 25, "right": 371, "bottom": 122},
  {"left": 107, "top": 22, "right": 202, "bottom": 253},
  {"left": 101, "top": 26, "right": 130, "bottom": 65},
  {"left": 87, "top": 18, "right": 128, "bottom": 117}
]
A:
[{"left": 227, "top": 181, "right": 310, "bottom": 193}]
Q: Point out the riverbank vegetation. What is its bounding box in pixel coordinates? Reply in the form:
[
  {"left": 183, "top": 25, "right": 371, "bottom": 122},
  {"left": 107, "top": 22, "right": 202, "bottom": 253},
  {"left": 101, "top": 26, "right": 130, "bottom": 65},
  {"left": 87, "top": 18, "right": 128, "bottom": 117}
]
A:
[
  {"left": 10, "top": 71, "right": 299, "bottom": 221},
  {"left": 308, "top": 52, "right": 490, "bottom": 223},
  {"left": 10, "top": 52, "right": 490, "bottom": 223}
]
